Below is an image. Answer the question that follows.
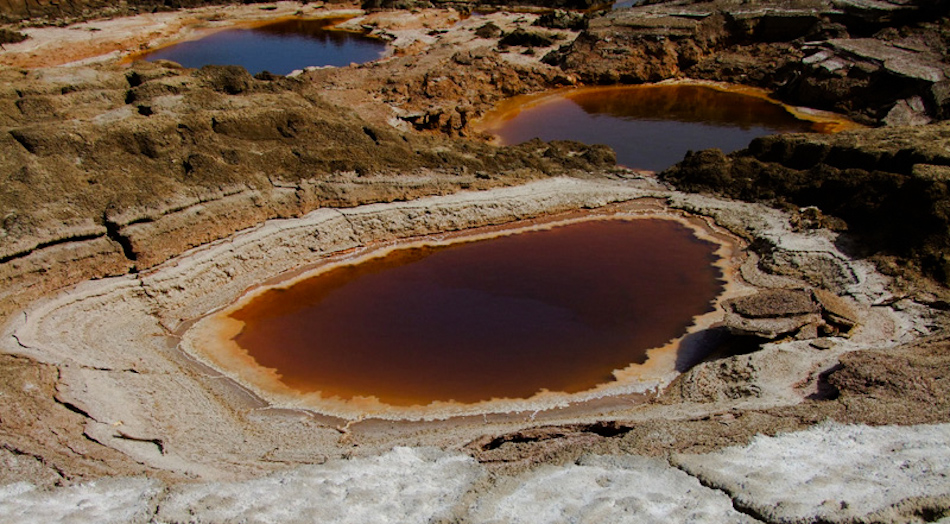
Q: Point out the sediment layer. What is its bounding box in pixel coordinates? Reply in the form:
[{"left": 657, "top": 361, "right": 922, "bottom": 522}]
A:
[{"left": 661, "top": 122, "right": 950, "bottom": 284}]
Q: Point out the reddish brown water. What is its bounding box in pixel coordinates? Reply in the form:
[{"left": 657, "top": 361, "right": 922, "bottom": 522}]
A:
[
  {"left": 490, "top": 85, "right": 820, "bottom": 171},
  {"left": 229, "top": 219, "right": 723, "bottom": 406}
]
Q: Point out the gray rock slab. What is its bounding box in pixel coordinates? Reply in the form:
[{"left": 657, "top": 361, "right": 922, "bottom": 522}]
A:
[
  {"left": 470, "top": 454, "right": 757, "bottom": 523},
  {"left": 672, "top": 422, "right": 950, "bottom": 523},
  {"left": 827, "top": 38, "right": 946, "bottom": 82}
]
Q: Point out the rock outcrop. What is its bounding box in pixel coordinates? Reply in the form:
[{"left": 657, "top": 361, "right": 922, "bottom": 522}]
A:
[
  {"left": 543, "top": 0, "right": 950, "bottom": 125},
  {"left": 0, "top": 0, "right": 597, "bottom": 24},
  {"left": 661, "top": 123, "right": 950, "bottom": 284},
  {"left": 722, "top": 288, "right": 860, "bottom": 339},
  {"left": 0, "top": 0, "right": 263, "bottom": 24},
  {"left": 0, "top": 4, "right": 949, "bottom": 516},
  {"left": 0, "top": 60, "right": 614, "bottom": 320},
  {"left": 361, "top": 0, "right": 600, "bottom": 11}
]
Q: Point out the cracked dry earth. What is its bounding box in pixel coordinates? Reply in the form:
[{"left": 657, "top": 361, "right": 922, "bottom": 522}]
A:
[{"left": 2, "top": 1, "right": 950, "bottom": 523}]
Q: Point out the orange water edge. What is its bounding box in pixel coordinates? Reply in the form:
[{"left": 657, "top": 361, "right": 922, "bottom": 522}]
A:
[
  {"left": 122, "top": 14, "right": 371, "bottom": 65},
  {"left": 473, "top": 81, "right": 863, "bottom": 144},
  {"left": 180, "top": 210, "right": 746, "bottom": 421}
]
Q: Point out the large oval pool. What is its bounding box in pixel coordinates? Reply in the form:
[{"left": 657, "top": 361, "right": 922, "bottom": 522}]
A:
[{"left": 222, "top": 218, "right": 724, "bottom": 407}]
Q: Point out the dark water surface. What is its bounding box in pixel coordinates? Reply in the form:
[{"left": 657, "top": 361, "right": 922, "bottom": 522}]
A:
[
  {"left": 491, "top": 85, "right": 818, "bottom": 171},
  {"left": 230, "top": 219, "right": 724, "bottom": 406},
  {"left": 142, "top": 18, "right": 386, "bottom": 75},
  {"left": 613, "top": 0, "right": 647, "bottom": 8}
]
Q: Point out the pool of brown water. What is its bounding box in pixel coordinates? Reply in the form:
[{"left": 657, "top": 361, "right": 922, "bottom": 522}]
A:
[
  {"left": 224, "top": 218, "right": 724, "bottom": 407},
  {"left": 478, "top": 84, "right": 853, "bottom": 171}
]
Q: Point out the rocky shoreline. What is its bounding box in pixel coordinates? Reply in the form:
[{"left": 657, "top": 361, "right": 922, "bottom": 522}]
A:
[{"left": 2, "top": 0, "right": 950, "bottom": 521}]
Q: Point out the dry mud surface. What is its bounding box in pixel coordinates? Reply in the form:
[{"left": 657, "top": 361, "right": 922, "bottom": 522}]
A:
[{"left": 2, "top": 0, "right": 950, "bottom": 522}]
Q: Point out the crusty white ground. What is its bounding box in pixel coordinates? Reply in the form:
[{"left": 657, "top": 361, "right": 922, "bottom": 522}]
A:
[
  {"left": 156, "top": 447, "right": 481, "bottom": 524},
  {"left": 673, "top": 422, "right": 950, "bottom": 523},
  {"left": 3, "top": 423, "right": 949, "bottom": 523},
  {"left": 0, "top": 477, "right": 162, "bottom": 524},
  {"left": 469, "top": 454, "right": 757, "bottom": 523}
]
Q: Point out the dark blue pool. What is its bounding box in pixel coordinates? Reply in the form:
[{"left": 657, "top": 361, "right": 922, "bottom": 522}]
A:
[{"left": 142, "top": 18, "right": 387, "bottom": 75}]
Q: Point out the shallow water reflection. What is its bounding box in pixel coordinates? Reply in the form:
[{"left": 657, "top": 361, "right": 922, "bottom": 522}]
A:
[
  {"left": 487, "top": 85, "right": 820, "bottom": 171},
  {"left": 141, "top": 18, "right": 386, "bottom": 75},
  {"left": 613, "top": 0, "right": 647, "bottom": 8}
]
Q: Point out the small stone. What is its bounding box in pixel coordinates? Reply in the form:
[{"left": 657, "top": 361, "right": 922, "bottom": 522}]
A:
[
  {"left": 883, "top": 97, "right": 932, "bottom": 127},
  {"left": 474, "top": 22, "right": 502, "bottom": 39},
  {"left": 498, "top": 29, "right": 555, "bottom": 48},
  {"left": 727, "top": 289, "right": 818, "bottom": 319},
  {"left": 795, "top": 322, "right": 821, "bottom": 340},
  {"left": 810, "top": 339, "right": 835, "bottom": 350},
  {"left": 813, "top": 288, "right": 861, "bottom": 332}
]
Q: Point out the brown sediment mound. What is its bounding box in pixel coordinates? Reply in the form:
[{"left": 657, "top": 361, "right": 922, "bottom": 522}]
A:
[
  {"left": 0, "top": 0, "right": 330, "bottom": 25},
  {"left": 0, "top": 27, "right": 26, "bottom": 43},
  {"left": 361, "top": 0, "right": 601, "bottom": 11}
]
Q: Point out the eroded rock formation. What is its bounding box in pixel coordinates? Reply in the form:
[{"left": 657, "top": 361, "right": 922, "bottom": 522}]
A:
[
  {"left": 0, "top": 59, "right": 614, "bottom": 320},
  {"left": 544, "top": 0, "right": 950, "bottom": 125},
  {"left": 721, "top": 288, "right": 859, "bottom": 339},
  {"left": 661, "top": 124, "right": 950, "bottom": 284}
]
